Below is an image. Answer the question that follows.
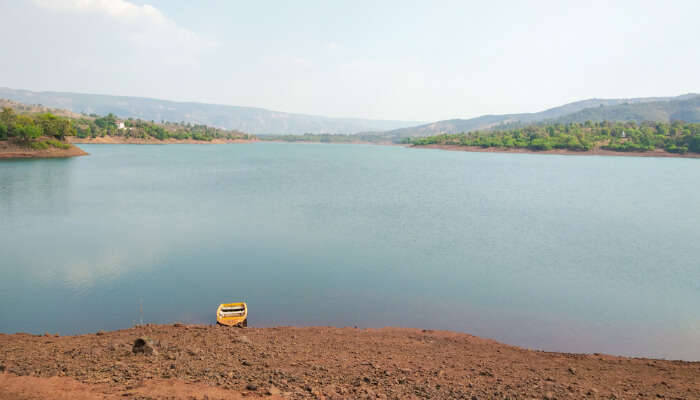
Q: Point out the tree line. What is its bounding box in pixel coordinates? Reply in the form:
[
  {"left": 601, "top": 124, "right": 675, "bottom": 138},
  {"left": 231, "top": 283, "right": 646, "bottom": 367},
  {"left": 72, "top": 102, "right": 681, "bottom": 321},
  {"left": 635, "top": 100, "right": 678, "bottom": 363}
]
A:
[
  {"left": 75, "top": 113, "right": 251, "bottom": 141},
  {"left": 409, "top": 121, "right": 700, "bottom": 154}
]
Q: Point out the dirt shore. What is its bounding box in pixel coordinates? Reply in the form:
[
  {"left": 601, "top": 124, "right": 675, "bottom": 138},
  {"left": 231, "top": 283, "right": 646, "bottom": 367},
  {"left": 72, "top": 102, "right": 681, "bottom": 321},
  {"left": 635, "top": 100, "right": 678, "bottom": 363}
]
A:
[
  {"left": 0, "top": 141, "right": 88, "bottom": 159},
  {"left": 1, "top": 325, "right": 698, "bottom": 400},
  {"left": 67, "top": 136, "right": 256, "bottom": 145},
  {"left": 413, "top": 144, "right": 700, "bottom": 159}
]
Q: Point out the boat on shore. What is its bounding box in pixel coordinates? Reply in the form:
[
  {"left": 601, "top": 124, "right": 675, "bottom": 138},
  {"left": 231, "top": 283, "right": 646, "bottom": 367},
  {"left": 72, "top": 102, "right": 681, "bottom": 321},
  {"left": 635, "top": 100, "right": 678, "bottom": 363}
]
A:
[{"left": 216, "top": 302, "right": 247, "bottom": 327}]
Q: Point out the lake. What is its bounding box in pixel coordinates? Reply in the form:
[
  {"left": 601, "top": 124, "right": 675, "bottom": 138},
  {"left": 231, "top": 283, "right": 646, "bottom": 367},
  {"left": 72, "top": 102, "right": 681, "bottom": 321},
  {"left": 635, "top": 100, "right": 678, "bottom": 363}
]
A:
[{"left": 1, "top": 143, "right": 698, "bottom": 360}]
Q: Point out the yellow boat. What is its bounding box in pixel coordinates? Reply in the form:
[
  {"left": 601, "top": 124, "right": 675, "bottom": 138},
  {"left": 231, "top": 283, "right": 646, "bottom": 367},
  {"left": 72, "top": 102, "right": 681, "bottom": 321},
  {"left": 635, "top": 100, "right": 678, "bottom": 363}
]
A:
[{"left": 216, "top": 302, "right": 248, "bottom": 327}]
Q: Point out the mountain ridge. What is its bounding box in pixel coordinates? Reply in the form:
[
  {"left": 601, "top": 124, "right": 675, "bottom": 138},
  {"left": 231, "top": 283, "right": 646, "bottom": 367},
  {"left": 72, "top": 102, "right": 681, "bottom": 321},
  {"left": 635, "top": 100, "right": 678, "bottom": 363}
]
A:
[
  {"left": 377, "top": 93, "right": 700, "bottom": 139},
  {"left": 3, "top": 88, "right": 698, "bottom": 138},
  {"left": 0, "top": 88, "right": 423, "bottom": 135}
]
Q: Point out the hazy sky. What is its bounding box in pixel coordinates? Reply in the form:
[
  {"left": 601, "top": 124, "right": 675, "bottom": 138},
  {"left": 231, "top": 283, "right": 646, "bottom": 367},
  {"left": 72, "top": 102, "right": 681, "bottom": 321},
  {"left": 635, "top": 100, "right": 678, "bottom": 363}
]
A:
[{"left": 1, "top": 0, "right": 699, "bottom": 121}]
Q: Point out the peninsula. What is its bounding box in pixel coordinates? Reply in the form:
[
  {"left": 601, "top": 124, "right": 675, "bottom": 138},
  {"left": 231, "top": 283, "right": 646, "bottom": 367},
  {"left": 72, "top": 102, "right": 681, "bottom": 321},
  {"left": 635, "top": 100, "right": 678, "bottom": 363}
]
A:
[{"left": 0, "top": 99, "right": 254, "bottom": 159}]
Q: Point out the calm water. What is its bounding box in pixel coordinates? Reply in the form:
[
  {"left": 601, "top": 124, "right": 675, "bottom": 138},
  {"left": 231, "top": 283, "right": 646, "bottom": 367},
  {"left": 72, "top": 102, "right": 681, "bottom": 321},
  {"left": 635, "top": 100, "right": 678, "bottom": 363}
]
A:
[{"left": 1, "top": 143, "right": 699, "bottom": 360}]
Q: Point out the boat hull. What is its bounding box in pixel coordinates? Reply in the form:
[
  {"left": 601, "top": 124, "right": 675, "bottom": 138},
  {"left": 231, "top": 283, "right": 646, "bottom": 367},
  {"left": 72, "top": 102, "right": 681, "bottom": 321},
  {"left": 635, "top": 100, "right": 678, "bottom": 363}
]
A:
[{"left": 216, "top": 302, "right": 248, "bottom": 327}]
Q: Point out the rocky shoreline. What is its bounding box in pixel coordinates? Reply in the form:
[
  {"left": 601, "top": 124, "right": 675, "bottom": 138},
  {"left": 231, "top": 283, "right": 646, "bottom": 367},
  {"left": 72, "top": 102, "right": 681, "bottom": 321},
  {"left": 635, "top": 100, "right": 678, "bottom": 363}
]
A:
[{"left": 1, "top": 324, "right": 698, "bottom": 399}]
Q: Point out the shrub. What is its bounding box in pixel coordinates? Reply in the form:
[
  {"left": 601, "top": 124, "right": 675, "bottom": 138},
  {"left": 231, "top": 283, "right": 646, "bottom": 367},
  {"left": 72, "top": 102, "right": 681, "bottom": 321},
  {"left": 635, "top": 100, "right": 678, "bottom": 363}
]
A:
[
  {"left": 47, "top": 139, "right": 71, "bottom": 149},
  {"left": 664, "top": 145, "right": 684, "bottom": 154},
  {"left": 689, "top": 135, "right": 700, "bottom": 154},
  {"left": 29, "top": 141, "right": 49, "bottom": 150}
]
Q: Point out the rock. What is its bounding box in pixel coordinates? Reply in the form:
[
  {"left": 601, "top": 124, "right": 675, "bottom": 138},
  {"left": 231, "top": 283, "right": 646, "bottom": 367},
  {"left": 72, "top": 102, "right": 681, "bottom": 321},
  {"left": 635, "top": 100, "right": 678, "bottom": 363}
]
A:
[
  {"left": 0, "top": 364, "right": 5, "bottom": 372},
  {"left": 246, "top": 383, "right": 258, "bottom": 391},
  {"left": 132, "top": 337, "right": 158, "bottom": 355},
  {"left": 567, "top": 367, "right": 576, "bottom": 375},
  {"left": 242, "top": 360, "right": 252, "bottom": 366},
  {"left": 96, "top": 331, "right": 105, "bottom": 336},
  {"left": 544, "top": 392, "right": 555, "bottom": 400}
]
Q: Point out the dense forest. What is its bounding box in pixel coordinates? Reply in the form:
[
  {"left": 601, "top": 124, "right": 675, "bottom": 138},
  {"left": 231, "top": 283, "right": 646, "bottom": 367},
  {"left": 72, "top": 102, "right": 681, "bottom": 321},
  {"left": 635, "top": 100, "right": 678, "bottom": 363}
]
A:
[
  {"left": 410, "top": 121, "right": 700, "bottom": 154},
  {"left": 0, "top": 105, "right": 251, "bottom": 149}
]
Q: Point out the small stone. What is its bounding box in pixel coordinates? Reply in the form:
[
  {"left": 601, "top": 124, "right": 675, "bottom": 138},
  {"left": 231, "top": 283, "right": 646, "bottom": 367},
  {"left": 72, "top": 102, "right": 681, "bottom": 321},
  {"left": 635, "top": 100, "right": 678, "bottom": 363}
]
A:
[
  {"left": 544, "top": 392, "right": 555, "bottom": 400},
  {"left": 568, "top": 367, "right": 576, "bottom": 375},
  {"left": 234, "top": 335, "right": 252, "bottom": 344},
  {"left": 265, "top": 386, "right": 281, "bottom": 396},
  {"left": 96, "top": 331, "right": 105, "bottom": 336},
  {"left": 242, "top": 360, "right": 252, "bottom": 366},
  {"left": 246, "top": 383, "right": 258, "bottom": 391}
]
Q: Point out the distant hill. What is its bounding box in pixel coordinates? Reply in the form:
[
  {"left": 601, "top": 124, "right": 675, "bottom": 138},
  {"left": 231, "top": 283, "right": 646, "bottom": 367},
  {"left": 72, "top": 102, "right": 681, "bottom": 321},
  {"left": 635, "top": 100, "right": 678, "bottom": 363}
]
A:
[
  {"left": 0, "top": 88, "right": 423, "bottom": 135},
  {"left": 0, "top": 98, "right": 84, "bottom": 119},
  {"left": 377, "top": 94, "right": 700, "bottom": 140},
  {"left": 552, "top": 96, "right": 700, "bottom": 124}
]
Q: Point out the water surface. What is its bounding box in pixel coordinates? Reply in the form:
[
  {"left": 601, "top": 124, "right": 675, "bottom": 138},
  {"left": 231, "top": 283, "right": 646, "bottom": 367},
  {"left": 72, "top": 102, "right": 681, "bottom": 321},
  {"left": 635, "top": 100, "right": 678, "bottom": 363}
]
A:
[{"left": 1, "top": 143, "right": 698, "bottom": 360}]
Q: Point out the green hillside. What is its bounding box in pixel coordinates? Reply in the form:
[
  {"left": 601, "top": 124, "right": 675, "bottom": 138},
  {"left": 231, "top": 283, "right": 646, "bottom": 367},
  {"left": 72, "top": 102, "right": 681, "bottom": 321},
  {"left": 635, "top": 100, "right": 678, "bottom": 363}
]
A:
[
  {"left": 411, "top": 121, "right": 700, "bottom": 155},
  {"left": 551, "top": 96, "right": 700, "bottom": 124},
  {"left": 378, "top": 94, "right": 700, "bottom": 141}
]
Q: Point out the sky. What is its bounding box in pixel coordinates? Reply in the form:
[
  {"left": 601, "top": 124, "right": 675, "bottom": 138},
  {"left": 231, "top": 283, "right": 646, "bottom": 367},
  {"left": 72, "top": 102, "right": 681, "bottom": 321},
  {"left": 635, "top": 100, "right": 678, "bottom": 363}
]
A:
[{"left": 0, "top": 0, "right": 699, "bottom": 122}]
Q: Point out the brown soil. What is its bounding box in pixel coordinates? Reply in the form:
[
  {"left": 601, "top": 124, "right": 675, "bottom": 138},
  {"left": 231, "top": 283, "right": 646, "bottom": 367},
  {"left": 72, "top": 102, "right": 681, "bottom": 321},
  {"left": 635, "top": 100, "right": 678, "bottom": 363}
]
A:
[
  {"left": 414, "top": 144, "right": 700, "bottom": 159},
  {"left": 67, "top": 136, "right": 256, "bottom": 145},
  {"left": 1, "top": 325, "right": 698, "bottom": 399},
  {"left": 0, "top": 140, "right": 88, "bottom": 159}
]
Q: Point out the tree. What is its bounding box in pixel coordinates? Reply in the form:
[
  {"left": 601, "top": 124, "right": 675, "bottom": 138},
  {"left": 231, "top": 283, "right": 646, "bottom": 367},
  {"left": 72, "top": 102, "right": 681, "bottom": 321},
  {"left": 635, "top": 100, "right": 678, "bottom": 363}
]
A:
[
  {"left": 15, "top": 124, "right": 42, "bottom": 142},
  {"left": 0, "top": 107, "right": 17, "bottom": 127},
  {"left": 0, "top": 121, "right": 7, "bottom": 140},
  {"left": 34, "top": 113, "right": 75, "bottom": 140},
  {"left": 689, "top": 135, "right": 700, "bottom": 154},
  {"left": 94, "top": 113, "right": 117, "bottom": 129}
]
